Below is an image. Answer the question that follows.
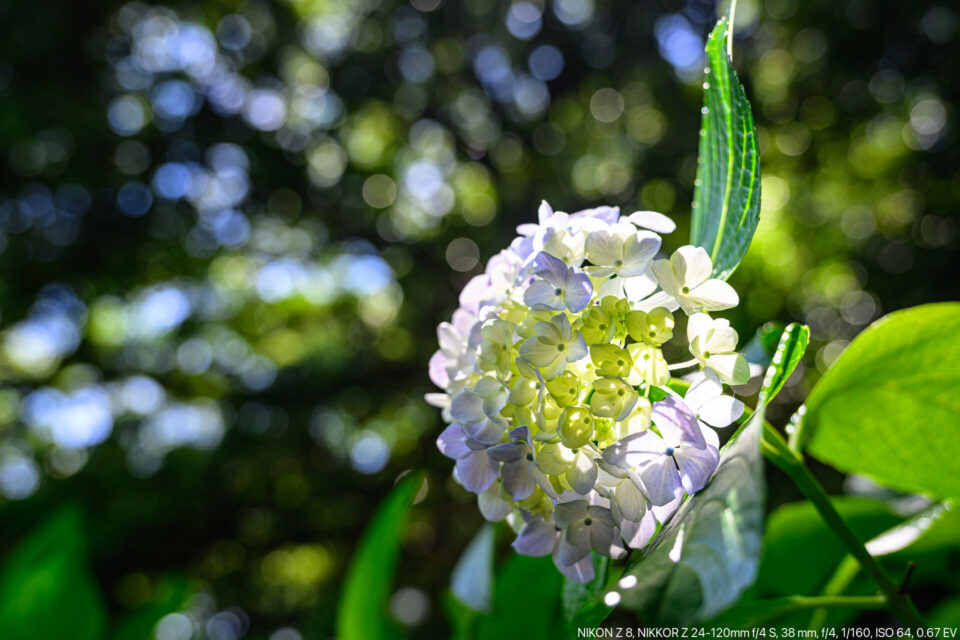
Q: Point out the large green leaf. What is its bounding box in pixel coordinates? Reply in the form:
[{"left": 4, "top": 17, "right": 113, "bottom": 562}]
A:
[
  {"left": 690, "top": 16, "right": 761, "bottom": 280},
  {"left": 759, "top": 323, "right": 809, "bottom": 405},
  {"left": 803, "top": 303, "right": 960, "bottom": 498},
  {"left": 476, "top": 555, "right": 563, "bottom": 640},
  {"left": 336, "top": 472, "right": 423, "bottom": 640},
  {"left": 616, "top": 408, "right": 764, "bottom": 623},
  {"left": 451, "top": 524, "right": 495, "bottom": 613},
  {"left": 0, "top": 506, "right": 107, "bottom": 640}
]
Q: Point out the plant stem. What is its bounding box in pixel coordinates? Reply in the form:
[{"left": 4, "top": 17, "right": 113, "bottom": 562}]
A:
[
  {"left": 807, "top": 555, "right": 861, "bottom": 630},
  {"left": 760, "top": 423, "right": 926, "bottom": 630},
  {"left": 716, "top": 594, "right": 887, "bottom": 627}
]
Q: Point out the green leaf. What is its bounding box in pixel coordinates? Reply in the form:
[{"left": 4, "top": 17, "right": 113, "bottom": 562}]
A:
[
  {"left": 336, "top": 472, "right": 423, "bottom": 640},
  {"left": 803, "top": 302, "right": 960, "bottom": 498},
  {"left": 616, "top": 408, "right": 764, "bottom": 623},
  {"left": 758, "top": 323, "right": 809, "bottom": 405},
  {"left": 757, "top": 497, "right": 902, "bottom": 597},
  {"left": 690, "top": 16, "right": 762, "bottom": 280},
  {"left": 111, "top": 574, "right": 191, "bottom": 640},
  {"left": 742, "top": 321, "right": 787, "bottom": 369},
  {"left": 451, "top": 524, "right": 495, "bottom": 613},
  {"left": 0, "top": 505, "right": 107, "bottom": 640},
  {"left": 476, "top": 555, "right": 563, "bottom": 640}
]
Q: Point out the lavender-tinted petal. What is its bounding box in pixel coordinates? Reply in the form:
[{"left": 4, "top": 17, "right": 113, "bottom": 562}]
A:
[
  {"left": 451, "top": 389, "right": 486, "bottom": 424},
  {"left": 458, "top": 274, "right": 489, "bottom": 314},
  {"left": 478, "top": 486, "right": 512, "bottom": 522},
  {"left": 602, "top": 431, "right": 664, "bottom": 468},
  {"left": 509, "top": 425, "right": 533, "bottom": 450},
  {"left": 651, "top": 396, "right": 705, "bottom": 448},
  {"left": 565, "top": 454, "right": 598, "bottom": 495},
  {"left": 437, "top": 423, "right": 471, "bottom": 459},
  {"left": 588, "top": 520, "right": 617, "bottom": 555},
  {"left": 563, "top": 272, "right": 593, "bottom": 313},
  {"left": 675, "top": 444, "right": 720, "bottom": 494},
  {"left": 556, "top": 521, "right": 591, "bottom": 566},
  {"left": 553, "top": 500, "right": 588, "bottom": 528},
  {"left": 523, "top": 279, "right": 564, "bottom": 310},
  {"left": 462, "top": 419, "right": 503, "bottom": 446},
  {"left": 513, "top": 518, "right": 557, "bottom": 557},
  {"left": 532, "top": 251, "right": 569, "bottom": 284},
  {"left": 429, "top": 350, "right": 451, "bottom": 388},
  {"left": 501, "top": 459, "right": 536, "bottom": 500},
  {"left": 454, "top": 450, "right": 498, "bottom": 494},
  {"left": 637, "top": 456, "right": 683, "bottom": 506},
  {"left": 620, "top": 510, "right": 658, "bottom": 549},
  {"left": 487, "top": 441, "right": 526, "bottom": 463},
  {"left": 566, "top": 332, "right": 589, "bottom": 362},
  {"left": 554, "top": 551, "right": 595, "bottom": 583}
]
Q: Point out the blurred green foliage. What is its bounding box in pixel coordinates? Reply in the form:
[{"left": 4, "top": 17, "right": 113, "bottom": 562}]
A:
[{"left": 0, "top": 0, "right": 957, "bottom": 637}]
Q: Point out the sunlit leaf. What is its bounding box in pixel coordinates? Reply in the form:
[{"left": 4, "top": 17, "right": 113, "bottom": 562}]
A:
[
  {"left": 615, "top": 408, "right": 764, "bottom": 623},
  {"left": 336, "top": 472, "right": 423, "bottom": 640},
  {"left": 0, "top": 506, "right": 107, "bottom": 640},
  {"left": 804, "top": 303, "right": 960, "bottom": 498},
  {"left": 451, "top": 524, "right": 495, "bottom": 613},
  {"left": 690, "top": 16, "right": 762, "bottom": 280},
  {"left": 758, "top": 323, "right": 809, "bottom": 405}
]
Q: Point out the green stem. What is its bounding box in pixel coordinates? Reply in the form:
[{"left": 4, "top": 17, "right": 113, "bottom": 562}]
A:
[
  {"left": 716, "top": 594, "right": 887, "bottom": 628},
  {"left": 808, "top": 555, "right": 861, "bottom": 630},
  {"left": 760, "top": 423, "right": 926, "bottom": 630}
]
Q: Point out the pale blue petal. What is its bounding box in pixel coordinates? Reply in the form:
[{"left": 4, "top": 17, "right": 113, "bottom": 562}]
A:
[
  {"left": 556, "top": 521, "right": 591, "bottom": 566},
  {"left": 637, "top": 456, "right": 683, "bottom": 506},
  {"left": 502, "top": 459, "right": 536, "bottom": 500},
  {"left": 451, "top": 389, "right": 485, "bottom": 423},
  {"left": 524, "top": 279, "right": 564, "bottom": 310},
  {"left": 513, "top": 518, "right": 557, "bottom": 557},
  {"left": 532, "top": 251, "right": 569, "bottom": 285},
  {"left": 455, "top": 450, "right": 498, "bottom": 493},
  {"left": 563, "top": 271, "right": 593, "bottom": 313},
  {"left": 651, "top": 396, "right": 705, "bottom": 448},
  {"left": 554, "top": 551, "right": 595, "bottom": 582},
  {"left": 675, "top": 443, "right": 719, "bottom": 494},
  {"left": 437, "top": 423, "right": 470, "bottom": 460}
]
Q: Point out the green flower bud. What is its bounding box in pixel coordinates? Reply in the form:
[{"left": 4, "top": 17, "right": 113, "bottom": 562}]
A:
[
  {"left": 589, "top": 343, "right": 633, "bottom": 377},
  {"left": 560, "top": 406, "right": 595, "bottom": 448},
  {"left": 535, "top": 442, "right": 575, "bottom": 475},
  {"left": 579, "top": 305, "right": 614, "bottom": 345},
  {"left": 589, "top": 377, "right": 638, "bottom": 421},
  {"left": 508, "top": 376, "right": 539, "bottom": 406},
  {"left": 625, "top": 307, "right": 675, "bottom": 345},
  {"left": 546, "top": 371, "right": 580, "bottom": 406}
]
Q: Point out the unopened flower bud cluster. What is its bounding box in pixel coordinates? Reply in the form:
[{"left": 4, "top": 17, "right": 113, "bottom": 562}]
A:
[{"left": 428, "top": 202, "right": 748, "bottom": 582}]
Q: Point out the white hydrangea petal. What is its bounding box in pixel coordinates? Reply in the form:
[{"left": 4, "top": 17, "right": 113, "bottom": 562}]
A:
[
  {"left": 650, "top": 258, "right": 680, "bottom": 296},
  {"left": 627, "top": 210, "right": 676, "bottom": 234},
  {"left": 672, "top": 246, "right": 713, "bottom": 288},
  {"left": 688, "top": 279, "right": 739, "bottom": 311},
  {"left": 622, "top": 272, "right": 658, "bottom": 300},
  {"left": 686, "top": 312, "right": 714, "bottom": 345},
  {"left": 705, "top": 322, "right": 739, "bottom": 353},
  {"left": 585, "top": 230, "right": 623, "bottom": 266},
  {"left": 698, "top": 395, "right": 744, "bottom": 428},
  {"left": 684, "top": 369, "right": 723, "bottom": 412},
  {"left": 707, "top": 353, "right": 750, "bottom": 385},
  {"left": 619, "top": 232, "right": 661, "bottom": 276}
]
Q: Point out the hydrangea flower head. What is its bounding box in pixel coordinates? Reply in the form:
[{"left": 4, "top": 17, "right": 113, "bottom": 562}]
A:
[{"left": 428, "top": 202, "right": 748, "bottom": 581}]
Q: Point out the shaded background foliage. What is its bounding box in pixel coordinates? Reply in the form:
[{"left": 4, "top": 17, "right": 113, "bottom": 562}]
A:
[{"left": 0, "top": 0, "right": 957, "bottom": 637}]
